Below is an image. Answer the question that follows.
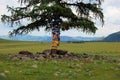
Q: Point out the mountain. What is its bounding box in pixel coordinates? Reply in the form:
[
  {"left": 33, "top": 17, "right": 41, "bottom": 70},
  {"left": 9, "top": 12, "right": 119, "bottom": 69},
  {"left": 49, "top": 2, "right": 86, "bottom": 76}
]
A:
[
  {"left": 0, "top": 35, "right": 102, "bottom": 42},
  {"left": 0, "top": 35, "right": 52, "bottom": 42},
  {"left": 103, "top": 31, "right": 120, "bottom": 42}
]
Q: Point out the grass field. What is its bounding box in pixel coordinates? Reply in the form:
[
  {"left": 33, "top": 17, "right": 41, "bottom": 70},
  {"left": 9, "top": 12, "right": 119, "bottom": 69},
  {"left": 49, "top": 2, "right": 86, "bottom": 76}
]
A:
[
  {"left": 0, "top": 39, "right": 120, "bottom": 55},
  {"left": 0, "top": 39, "right": 120, "bottom": 80}
]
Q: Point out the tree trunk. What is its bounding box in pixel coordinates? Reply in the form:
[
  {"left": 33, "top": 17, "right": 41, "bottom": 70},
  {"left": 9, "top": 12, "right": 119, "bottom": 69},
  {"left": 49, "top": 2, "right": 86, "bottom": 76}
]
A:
[{"left": 51, "top": 18, "right": 62, "bottom": 54}]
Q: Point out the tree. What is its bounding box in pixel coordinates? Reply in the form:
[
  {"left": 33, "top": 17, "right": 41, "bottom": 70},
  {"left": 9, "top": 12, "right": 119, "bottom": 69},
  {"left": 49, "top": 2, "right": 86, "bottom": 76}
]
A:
[{"left": 1, "top": 0, "right": 104, "bottom": 52}]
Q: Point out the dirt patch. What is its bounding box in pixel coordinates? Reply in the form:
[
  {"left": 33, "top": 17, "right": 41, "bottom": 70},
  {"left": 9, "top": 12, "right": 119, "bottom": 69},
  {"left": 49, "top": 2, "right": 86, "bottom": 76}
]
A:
[{"left": 9, "top": 49, "right": 109, "bottom": 61}]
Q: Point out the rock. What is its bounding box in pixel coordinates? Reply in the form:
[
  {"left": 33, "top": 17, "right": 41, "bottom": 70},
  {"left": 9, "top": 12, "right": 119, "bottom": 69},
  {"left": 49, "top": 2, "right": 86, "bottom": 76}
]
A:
[
  {"left": 10, "top": 49, "right": 111, "bottom": 61},
  {"left": 51, "top": 49, "right": 57, "bottom": 54},
  {"left": 0, "top": 73, "right": 7, "bottom": 78},
  {"left": 59, "top": 55, "right": 64, "bottom": 58},
  {"left": 43, "top": 49, "right": 68, "bottom": 55},
  {"left": 32, "top": 64, "right": 38, "bottom": 68},
  {"left": 35, "top": 55, "right": 45, "bottom": 60},
  {"left": 117, "top": 63, "right": 120, "bottom": 68},
  {"left": 4, "top": 71, "right": 10, "bottom": 74},
  {"left": 54, "top": 72, "right": 59, "bottom": 77},
  {"left": 19, "top": 51, "right": 33, "bottom": 56},
  {"left": 19, "top": 56, "right": 31, "bottom": 60},
  {"left": 12, "top": 55, "right": 20, "bottom": 60},
  {"left": 83, "top": 57, "right": 93, "bottom": 63},
  {"left": 101, "top": 55, "right": 107, "bottom": 60},
  {"left": 57, "top": 50, "right": 68, "bottom": 55},
  {"left": 94, "top": 55, "right": 101, "bottom": 60},
  {"left": 82, "top": 53, "right": 89, "bottom": 58},
  {"left": 42, "top": 49, "right": 51, "bottom": 55},
  {"left": 51, "top": 53, "right": 59, "bottom": 58}
]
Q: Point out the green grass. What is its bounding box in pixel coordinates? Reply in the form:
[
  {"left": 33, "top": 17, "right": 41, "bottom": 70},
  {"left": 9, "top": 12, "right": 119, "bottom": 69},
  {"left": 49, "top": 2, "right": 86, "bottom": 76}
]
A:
[
  {"left": 0, "top": 58, "right": 120, "bottom": 80},
  {"left": 0, "top": 39, "right": 120, "bottom": 55},
  {"left": 0, "top": 39, "right": 120, "bottom": 80}
]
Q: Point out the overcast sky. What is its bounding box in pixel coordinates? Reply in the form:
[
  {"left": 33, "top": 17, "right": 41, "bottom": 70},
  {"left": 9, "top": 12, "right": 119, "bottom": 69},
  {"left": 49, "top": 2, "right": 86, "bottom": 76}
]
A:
[{"left": 0, "top": 0, "right": 120, "bottom": 37}]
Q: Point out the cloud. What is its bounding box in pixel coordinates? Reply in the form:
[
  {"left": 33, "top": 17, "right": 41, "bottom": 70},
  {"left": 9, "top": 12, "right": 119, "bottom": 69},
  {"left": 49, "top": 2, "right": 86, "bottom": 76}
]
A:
[
  {"left": 104, "top": 7, "right": 120, "bottom": 25},
  {"left": 103, "top": 0, "right": 120, "bottom": 7},
  {"left": 96, "top": 24, "right": 120, "bottom": 37},
  {"left": 0, "top": 5, "right": 7, "bottom": 17},
  {"left": 103, "top": 0, "right": 120, "bottom": 25},
  {"left": 0, "top": 0, "right": 18, "bottom": 19}
]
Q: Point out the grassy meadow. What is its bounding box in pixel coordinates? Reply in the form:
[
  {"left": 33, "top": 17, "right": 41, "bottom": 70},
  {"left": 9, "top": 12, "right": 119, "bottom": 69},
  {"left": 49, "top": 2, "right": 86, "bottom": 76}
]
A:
[
  {"left": 0, "top": 39, "right": 120, "bottom": 80},
  {"left": 0, "top": 39, "right": 120, "bottom": 55}
]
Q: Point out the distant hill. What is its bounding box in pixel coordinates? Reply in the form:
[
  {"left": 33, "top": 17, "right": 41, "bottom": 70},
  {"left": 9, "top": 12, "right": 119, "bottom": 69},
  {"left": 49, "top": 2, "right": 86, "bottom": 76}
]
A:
[
  {"left": 0, "top": 38, "right": 12, "bottom": 43},
  {"left": 0, "top": 35, "right": 102, "bottom": 42},
  {"left": 103, "top": 31, "right": 120, "bottom": 42},
  {"left": 0, "top": 38, "right": 5, "bottom": 41}
]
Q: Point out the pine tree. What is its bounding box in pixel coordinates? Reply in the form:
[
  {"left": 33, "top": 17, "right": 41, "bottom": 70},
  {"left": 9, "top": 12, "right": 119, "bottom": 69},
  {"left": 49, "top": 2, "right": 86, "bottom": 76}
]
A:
[{"left": 1, "top": 0, "right": 104, "bottom": 51}]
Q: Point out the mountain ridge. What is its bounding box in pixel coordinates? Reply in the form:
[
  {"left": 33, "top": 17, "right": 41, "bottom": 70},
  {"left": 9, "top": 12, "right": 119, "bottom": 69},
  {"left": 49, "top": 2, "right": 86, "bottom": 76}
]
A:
[
  {"left": 0, "top": 35, "right": 102, "bottom": 42},
  {"left": 103, "top": 31, "right": 120, "bottom": 42}
]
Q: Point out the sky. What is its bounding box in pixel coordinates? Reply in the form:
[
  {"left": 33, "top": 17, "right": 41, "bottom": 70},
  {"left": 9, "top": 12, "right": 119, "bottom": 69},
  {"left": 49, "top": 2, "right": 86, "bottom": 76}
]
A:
[{"left": 0, "top": 0, "right": 120, "bottom": 37}]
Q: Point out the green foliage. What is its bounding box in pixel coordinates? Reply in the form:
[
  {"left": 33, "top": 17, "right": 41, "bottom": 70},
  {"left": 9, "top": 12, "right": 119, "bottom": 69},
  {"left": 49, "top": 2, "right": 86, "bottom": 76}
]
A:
[{"left": 1, "top": 0, "right": 104, "bottom": 35}]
